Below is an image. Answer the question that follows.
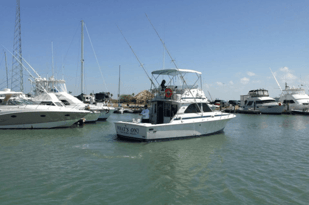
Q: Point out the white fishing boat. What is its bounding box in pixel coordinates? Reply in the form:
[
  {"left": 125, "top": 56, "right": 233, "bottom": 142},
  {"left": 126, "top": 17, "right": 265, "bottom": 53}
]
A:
[
  {"left": 0, "top": 89, "right": 89, "bottom": 129},
  {"left": 240, "top": 89, "right": 284, "bottom": 114},
  {"left": 114, "top": 69, "right": 236, "bottom": 141},
  {"left": 269, "top": 69, "right": 309, "bottom": 112},
  {"left": 32, "top": 77, "right": 112, "bottom": 122},
  {"left": 279, "top": 83, "right": 309, "bottom": 111}
]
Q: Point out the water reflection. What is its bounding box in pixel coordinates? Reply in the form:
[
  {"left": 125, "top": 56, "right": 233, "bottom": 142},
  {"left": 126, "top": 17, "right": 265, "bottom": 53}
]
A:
[{"left": 139, "top": 134, "right": 227, "bottom": 202}]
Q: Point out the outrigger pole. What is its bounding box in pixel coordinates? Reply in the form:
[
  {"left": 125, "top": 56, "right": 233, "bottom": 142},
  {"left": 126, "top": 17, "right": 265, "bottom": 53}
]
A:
[
  {"left": 145, "top": 14, "right": 203, "bottom": 111},
  {"left": 145, "top": 14, "right": 194, "bottom": 90},
  {"left": 4, "top": 48, "right": 48, "bottom": 94},
  {"left": 269, "top": 68, "right": 282, "bottom": 92},
  {"left": 117, "top": 25, "right": 157, "bottom": 89}
]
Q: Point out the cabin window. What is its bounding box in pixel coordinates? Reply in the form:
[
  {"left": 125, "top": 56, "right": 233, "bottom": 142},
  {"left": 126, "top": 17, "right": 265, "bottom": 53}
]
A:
[
  {"left": 247, "top": 101, "right": 253, "bottom": 106},
  {"left": 154, "top": 103, "right": 157, "bottom": 114},
  {"left": 55, "top": 102, "right": 63, "bottom": 107},
  {"left": 256, "top": 101, "right": 262, "bottom": 104},
  {"left": 61, "top": 100, "right": 70, "bottom": 105},
  {"left": 11, "top": 115, "right": 17, "bottom": 118},
  {"left": 65, "top": 114, "right": 70, "bottom": 117},
  {"left": 40, "top": 115, "right": 46, "bottom": 117},
  {"left": 283, "top": 100, "right": 295, "bottom": 104},
  {"left": 40, "top": 102, "right": 55, "bottom": 106},
  {"left": 184, "top": 103, "right": 212, "bottom": 113},
  {"left": 202, "top": 103, "right": 212, "bottom": 112},
  {"left": 184, "top": 104, "right": 200, "bottom": 113}
]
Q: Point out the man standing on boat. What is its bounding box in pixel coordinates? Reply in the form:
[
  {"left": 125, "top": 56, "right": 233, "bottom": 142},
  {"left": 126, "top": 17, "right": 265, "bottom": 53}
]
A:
[{"left": 140, "top": 105, "right": 150, "bottom": 123}]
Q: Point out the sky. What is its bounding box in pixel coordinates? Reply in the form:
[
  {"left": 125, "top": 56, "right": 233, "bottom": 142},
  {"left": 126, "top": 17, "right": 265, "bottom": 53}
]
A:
[{"left": 1, "top": 0, "right": 309, "bottom": 100}]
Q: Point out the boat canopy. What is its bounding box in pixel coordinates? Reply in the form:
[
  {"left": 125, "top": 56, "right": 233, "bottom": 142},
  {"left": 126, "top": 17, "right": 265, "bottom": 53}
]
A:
[
  {"left": 151, "top": 69, "right": 202, "bottom": 76},
  {"left": 0, "top": 89, "right": 23, "bottom": 96}
]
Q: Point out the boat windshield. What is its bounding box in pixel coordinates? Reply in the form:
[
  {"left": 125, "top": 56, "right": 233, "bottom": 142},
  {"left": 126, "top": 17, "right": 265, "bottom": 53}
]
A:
[
  {"left": 6, "top": 99, "right": 39, "bottom": 105},
  {"left": 256, "top": 100, "right": 275, "bottom": 104},
  {"left": 184, "top": 103, "right": 212, "bottom": 113}
]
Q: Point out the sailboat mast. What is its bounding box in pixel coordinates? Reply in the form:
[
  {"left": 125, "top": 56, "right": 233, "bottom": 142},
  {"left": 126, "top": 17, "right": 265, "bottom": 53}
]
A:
[
  {"left": 81, "top": 20, "right": 84, "bottom": 94},
  {"left": 51, "top": 41, "right": 54, "bottom": 77},
  {"left": 118, "top": 65, "right": 121, "bottom": 103},
  {"left": 4, "top": 52, "right": 9, "bottom": 88}
]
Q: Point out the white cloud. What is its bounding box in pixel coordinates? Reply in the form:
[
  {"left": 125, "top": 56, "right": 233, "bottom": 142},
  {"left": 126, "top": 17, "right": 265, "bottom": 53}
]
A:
[
  {"left": 229, "top": 81, "right": 234, "bottom": 85},
  {"left": 277, "top": 66, "right": 297, "bottom": 83},
  {"left": 247, "top": 72, "right": 255, "bottom": 76},
  {"left": 285, "top": 73, "right": 297, "bottom": 80},
  {"left": 204, "top": 83, "right": 210, "bottom": 89},
  {"left": 241, "top": 77, "right": 250, "bottom": 84},
  {"left": 216, "top": 82, "right": 224, "bottom": 86},
  {"left": 279, "top": 67, "right": 289, "bottom": 72}
]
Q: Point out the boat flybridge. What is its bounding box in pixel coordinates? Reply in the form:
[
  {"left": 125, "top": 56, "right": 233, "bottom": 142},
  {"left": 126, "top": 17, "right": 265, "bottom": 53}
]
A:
[
  {"left": 240, "top": 89, "right": 284, "bottom": 114},
  {"left": 32, "top": 77, "right": 114, "bottom": 122},
  {"left": 0, "top": 88, "right": 89, "bottom": 129},
  {"left": 279, "top": 83, "right": 309, "bottom": 111},
  {"left": 115, "top": 68, "right": 236, "bottom": 141}
]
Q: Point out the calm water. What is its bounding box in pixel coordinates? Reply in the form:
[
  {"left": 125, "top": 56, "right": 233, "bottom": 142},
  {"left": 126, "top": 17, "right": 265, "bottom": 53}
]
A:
[{"left": 1, "top": 113, "right": 309, "bottom": 204}]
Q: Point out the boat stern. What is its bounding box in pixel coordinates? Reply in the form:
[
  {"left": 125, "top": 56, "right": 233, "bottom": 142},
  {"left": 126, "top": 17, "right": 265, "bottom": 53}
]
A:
[{"left": 114, "top": 121, "right": 149, "bottom": 141}]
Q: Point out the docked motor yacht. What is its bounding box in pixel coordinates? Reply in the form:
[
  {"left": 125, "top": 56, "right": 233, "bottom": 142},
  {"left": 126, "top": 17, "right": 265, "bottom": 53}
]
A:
[
  {"left": 114, "top": 69, "right": 236, "bottom": 141},
  {"left": 33, "top": 77, "right": 114, "bottom": 122},
  {"left": 279, "top": 83, "right": 309, "bottom": 111},
  {"left": 32, "top": 92, "right": 100, "bottom": 123},
  {"left": 240, "top": 89, "right": 284, "bottom": 114},
  {"left": 0, "top": 89, "right": 89, "bottom": 129}
]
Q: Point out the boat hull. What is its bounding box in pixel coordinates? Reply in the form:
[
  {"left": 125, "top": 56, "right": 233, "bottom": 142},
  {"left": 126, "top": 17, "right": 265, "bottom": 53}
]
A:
[
  {"left": 84, "top": 111, "right": 100, "bottom": 123},
  {"left": 0, "top": 109, "right": 88, "bottom": 129},
  {"left": 98, "top": 107, "right": 114, "bottom": 121},
  {"left": 258, "top": 105, "right": 285, "bottom": 114},
  {"left": 115, "top": 114, "right": 235, "bottom": 141}
]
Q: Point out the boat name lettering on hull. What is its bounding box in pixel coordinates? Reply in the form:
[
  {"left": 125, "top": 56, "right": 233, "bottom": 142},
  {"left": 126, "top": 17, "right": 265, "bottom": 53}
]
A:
[{"left": 117, "top": 126, "right": 139, "bottom": 135}]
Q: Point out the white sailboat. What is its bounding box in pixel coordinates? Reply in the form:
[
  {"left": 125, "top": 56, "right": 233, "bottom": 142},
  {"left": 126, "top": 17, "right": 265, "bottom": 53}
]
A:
[
  {"left": 79, "top": 20, "right": 114, "bottom": 120},
  {"left": 114, "top": 66, "right": 124, "bottom": 114}
]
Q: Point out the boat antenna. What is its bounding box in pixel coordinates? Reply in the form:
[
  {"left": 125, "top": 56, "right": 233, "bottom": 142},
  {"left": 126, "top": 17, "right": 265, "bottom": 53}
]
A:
[
  {"left": 208, "top": 91, "right": 213, "bottom": 102},
  {"left": 269, "top": 68, "right": 282, "bottom": 91},
  {"left": 117, "top": 25, "right": 157, "bottom": 89}
]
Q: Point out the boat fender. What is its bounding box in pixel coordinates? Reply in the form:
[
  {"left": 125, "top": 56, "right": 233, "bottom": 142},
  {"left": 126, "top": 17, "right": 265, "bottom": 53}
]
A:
[
  {"left": 165, "top": 88, "right": 173, "bottom": 98},
  {"left": 279, "top": 103, "right": 281, "bottom": 106}
]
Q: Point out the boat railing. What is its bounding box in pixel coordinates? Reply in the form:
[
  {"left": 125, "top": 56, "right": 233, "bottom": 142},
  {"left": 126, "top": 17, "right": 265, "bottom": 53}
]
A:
[{"left": 152, "top": 86, "right": 200, "bottom": 100}]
